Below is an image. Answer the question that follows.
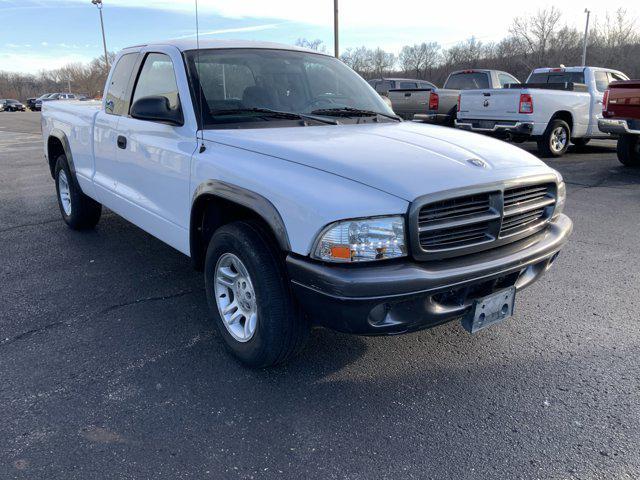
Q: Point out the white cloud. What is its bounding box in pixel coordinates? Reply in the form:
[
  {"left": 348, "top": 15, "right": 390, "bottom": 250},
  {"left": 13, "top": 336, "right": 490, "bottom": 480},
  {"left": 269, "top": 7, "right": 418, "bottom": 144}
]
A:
[
  {"left": 62, "top": 0, "right": 640, "bottom": 44},
  {"left": 177, "top": 22, "right": 281, "bottom": 39}
]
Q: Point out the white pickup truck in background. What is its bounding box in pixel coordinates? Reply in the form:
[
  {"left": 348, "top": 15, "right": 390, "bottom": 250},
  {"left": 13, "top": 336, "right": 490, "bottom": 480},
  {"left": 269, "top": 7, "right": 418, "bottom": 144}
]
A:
[{"left": 456, "top": 67, "right": 629, "bottom": 157}]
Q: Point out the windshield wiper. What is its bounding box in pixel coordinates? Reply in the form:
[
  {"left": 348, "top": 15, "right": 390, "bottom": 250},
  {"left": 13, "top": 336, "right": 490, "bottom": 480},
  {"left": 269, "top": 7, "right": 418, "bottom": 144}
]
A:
[
  {"left": 310, "top": 107, "right": 401, "bottom": 122},
  {"left": 209, "top": 107, "right": 338, "bottom": 125}
]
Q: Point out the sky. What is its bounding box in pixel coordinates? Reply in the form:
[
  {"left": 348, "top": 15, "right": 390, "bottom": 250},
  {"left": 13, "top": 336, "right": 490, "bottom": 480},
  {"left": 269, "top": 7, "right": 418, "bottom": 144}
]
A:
[{"left": 1, "top": 0, "right": 639, "bottom": 74}]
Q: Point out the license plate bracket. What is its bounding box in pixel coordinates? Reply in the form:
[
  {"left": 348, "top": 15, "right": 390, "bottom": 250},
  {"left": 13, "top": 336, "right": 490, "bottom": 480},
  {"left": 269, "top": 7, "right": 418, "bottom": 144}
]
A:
[
  {"left": 478, "top": 120, "right": 495, "bottom": 129},
  {"left": 461, "top": 287, "right": 516, "bottom": 334}
]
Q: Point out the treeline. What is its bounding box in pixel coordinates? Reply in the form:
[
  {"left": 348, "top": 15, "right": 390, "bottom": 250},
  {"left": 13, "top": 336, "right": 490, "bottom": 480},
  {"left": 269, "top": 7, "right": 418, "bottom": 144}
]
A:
[
  {"left": 0, "top": 53, "right": 114, "bottom": 100},
  {"left": 338, "top": 7, "right": 640, "bottom": 84},
  {"left": 2, "top": 7, "right": 638, "bottom": 100}
]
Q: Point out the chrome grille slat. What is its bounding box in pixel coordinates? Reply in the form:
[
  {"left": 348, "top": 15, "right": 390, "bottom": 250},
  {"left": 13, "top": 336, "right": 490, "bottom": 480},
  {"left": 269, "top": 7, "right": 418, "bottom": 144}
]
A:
[{"left": 422, "top": 224, "right": 489, "bottom": 243}]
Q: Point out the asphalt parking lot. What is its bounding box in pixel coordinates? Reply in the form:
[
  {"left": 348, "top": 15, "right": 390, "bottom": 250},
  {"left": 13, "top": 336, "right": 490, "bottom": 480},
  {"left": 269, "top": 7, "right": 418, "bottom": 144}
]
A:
[{"left": 1, "top": 111, "right": 639, "bottom": 480}]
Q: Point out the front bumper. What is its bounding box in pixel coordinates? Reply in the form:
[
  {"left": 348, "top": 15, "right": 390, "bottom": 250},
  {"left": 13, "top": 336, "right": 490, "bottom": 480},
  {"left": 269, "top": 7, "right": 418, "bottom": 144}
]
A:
[
  {"left": 287, "top": 214, "right": 572, "bottom": 335},
  {"left": 598, "top": 118, "right": 640, "bottom": 136},
  {"left": 455, "top": 119, "right": 534, "bottom": 137}
]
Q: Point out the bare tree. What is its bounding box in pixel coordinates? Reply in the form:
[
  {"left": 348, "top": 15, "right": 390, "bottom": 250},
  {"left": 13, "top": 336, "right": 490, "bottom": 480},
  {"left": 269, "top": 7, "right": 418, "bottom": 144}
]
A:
[
  {"left": 295, "top": 38, "right": 327, "bottom": 53},
  {"left": 399, "top": 42, "right": 441, "bottom": 78}
]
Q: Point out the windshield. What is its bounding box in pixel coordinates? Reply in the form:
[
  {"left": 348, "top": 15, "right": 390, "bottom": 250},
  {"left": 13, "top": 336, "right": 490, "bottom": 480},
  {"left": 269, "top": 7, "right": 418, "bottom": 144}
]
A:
[{"left": 185, "top": 48, "right": 395, "bottom": 129}]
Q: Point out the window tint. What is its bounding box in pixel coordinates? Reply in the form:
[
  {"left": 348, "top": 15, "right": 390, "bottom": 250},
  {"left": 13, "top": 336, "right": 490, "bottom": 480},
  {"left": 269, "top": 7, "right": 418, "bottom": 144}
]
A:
[
  {"left": 498, "top": 73, "right": 518, "bottom": 87},
  {"left": 527, "top": 72, "right": 585, "bottom": 84},
  {"left": 399, "top": 81, "right": 418, "bottom": 89},
  {"left": 105, "top": 53, "right": 137, "bottom": 115},
  {"left": 594, "top": 71, "right": 609, "bottom": 92},
  {"left": 132, "top": 53, "right": 180, "bottom": 110},
  {"left": 445, "top": 73, "right": 489, "bottom": 90}
]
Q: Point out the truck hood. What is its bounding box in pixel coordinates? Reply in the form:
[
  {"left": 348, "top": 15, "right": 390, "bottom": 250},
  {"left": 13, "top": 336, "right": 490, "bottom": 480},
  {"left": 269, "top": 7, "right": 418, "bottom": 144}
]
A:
[{"left": 202, "top": 122, "right": 553, "bottom": 201}]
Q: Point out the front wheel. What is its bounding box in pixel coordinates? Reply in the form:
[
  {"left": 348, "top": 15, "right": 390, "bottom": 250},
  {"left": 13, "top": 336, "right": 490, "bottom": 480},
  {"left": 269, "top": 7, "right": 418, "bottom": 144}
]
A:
[
  {"left": 54, "top": 155, "right": 102, "bottom": 229},
  {"left": 538, "top": 119, "right": 571, "bottom": 157},
  {"left": 204, "top": 221, "right": 310, "bottom": 368},
  {"left": 617, "top": 135, "right": 640, "bottom": 167}
]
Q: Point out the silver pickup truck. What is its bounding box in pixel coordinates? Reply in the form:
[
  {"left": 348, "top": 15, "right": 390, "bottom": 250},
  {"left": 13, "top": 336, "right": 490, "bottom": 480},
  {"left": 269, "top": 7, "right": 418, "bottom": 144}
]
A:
[{"left": 415, "top": 69, "right": 520, "bottom": 126}]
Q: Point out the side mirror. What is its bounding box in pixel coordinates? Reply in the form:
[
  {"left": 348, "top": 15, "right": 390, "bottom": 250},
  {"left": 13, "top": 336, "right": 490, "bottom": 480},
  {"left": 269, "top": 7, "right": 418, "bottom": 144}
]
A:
[{"left": 130, "top": 95, "right": 183, "bottom": 126}]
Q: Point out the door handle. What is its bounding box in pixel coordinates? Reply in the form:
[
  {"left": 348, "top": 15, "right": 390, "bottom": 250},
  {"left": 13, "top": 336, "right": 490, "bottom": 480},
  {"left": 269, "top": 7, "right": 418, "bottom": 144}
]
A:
[
  {"left": 404, "top": 93, "right": 411, "bottom": 97},
  {"left": 117, "top": 135, "right": 127, "bottom": 149}
]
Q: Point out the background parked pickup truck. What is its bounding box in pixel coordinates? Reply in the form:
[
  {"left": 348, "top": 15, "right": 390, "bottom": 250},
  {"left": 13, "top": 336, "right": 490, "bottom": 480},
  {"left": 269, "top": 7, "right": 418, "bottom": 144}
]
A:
[
  {"left": 413, "top": 69, "right": 520, "bottom": 126},
  {"left": 456, "top": 66, "right": 629, "bottom": 157},
  {"left": 368, "top": 78, "right": 437, "bottom": 119},
  {"left": 599, "top": 79, "right": 640, "bottom": 167}
]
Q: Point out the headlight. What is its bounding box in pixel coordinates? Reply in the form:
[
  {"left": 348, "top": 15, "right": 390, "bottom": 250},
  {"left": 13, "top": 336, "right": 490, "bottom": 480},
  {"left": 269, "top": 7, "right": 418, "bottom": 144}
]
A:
[
  {"left": 313, "top": 215, "right": 407, "bottom": 263},
  {"left": 553, "top": 181, "right": 566, "bottom": 219}
]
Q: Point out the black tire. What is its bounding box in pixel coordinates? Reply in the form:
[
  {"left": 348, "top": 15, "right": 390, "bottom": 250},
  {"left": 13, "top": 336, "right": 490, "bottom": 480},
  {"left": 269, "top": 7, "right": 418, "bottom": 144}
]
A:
[
  {"left": 54, "top": 155, "right": 102, "bottom": 229},
  {"left": 537, "top": 119, "right": 571, "bottom": 157},
  {"left": 204, "top": 220, "right": 310, "bottom": 368},
  {"left": 571, "top": 138, "right": 591, "bottom": 148},
  {"left": 617, "top": 135, "right": 640, "bottom": 167}
]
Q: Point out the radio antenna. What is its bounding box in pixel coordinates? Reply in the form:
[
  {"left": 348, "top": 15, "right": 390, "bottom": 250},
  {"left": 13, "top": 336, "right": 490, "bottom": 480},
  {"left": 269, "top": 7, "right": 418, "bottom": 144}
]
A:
[{"left": 195, "top": 0, "right": 206, "bottom": 153}]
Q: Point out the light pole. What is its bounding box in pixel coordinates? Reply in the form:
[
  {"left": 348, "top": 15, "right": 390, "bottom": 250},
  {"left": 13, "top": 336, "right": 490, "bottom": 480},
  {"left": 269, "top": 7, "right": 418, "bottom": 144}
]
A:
[
  {"left": 581, "top": 8, "right": 591, "bottom": 66},
  {"left": 92, "top": 0, "right": 109, "bottom": 70},
  {"left": 333, "top": 0, "right": 339, "bottom": 58}
]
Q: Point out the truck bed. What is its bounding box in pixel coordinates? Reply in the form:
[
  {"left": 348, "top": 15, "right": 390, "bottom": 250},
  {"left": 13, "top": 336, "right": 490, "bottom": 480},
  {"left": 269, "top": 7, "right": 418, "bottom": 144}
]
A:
[
  {"left": 41, "top": 100, "right": 102, "bottom": 195},
  {"left": 605, "top": 80, "right": 640, "bottom": 119}
]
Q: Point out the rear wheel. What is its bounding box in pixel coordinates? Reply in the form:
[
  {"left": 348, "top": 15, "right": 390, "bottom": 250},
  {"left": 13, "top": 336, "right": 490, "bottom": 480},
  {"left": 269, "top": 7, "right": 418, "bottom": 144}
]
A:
[
  {"left": 538, "top": 119, "right": 571, "bottom": 157},
  {"left": 617, "top": 134, "right": 640, "bottom": 167},
  {"left": 54, "top": 155, "right": 102, "bottom": 229},
  {"left": 204, "top": 221, "right": 310, "bottom": 368}
]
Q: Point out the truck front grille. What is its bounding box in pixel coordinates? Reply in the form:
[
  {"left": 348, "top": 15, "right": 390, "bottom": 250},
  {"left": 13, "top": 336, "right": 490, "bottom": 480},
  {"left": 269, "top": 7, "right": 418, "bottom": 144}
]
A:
[
  {"left": 413, "top": 180, "right": 557, "bottom": 260},
  {"left": 418, "top": 192, "right": 499, "bottom": 251},
  {"left": 500, "top": 184, "right": 555, "bottom": 238}
]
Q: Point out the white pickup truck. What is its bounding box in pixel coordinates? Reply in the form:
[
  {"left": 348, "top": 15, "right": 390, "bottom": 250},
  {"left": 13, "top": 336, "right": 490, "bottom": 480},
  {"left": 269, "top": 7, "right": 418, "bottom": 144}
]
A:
[
  {"left": 456, "top": 67, "right": 629, "bottom": 157},
  {"left": 42, "top": 39, "right": 572, "bottom": 367}
]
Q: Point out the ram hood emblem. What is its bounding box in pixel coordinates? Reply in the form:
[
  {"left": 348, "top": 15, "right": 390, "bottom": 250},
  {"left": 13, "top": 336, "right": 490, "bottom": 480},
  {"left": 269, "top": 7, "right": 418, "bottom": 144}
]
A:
[{"left": 467, "top": 158, "right": 488, "bottom": 168}]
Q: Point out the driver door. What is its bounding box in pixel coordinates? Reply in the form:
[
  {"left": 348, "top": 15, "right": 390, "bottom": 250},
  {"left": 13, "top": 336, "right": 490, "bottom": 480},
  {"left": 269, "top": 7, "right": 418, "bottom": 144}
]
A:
[{"left": 110, "top": 48, "right": 198, "bottom": 254}]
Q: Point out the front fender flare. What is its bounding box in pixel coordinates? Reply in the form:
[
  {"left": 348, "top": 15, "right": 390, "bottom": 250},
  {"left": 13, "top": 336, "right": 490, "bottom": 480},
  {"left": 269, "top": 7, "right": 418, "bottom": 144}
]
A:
[{"left": 190, "top": 180, "right": 291, "bottom": 265}]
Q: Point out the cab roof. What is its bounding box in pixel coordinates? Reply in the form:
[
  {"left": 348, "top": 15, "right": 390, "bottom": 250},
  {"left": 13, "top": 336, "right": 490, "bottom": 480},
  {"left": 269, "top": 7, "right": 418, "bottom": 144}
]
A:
[{"left": 123, "top": 38, "right": 329, "bottom": 55}]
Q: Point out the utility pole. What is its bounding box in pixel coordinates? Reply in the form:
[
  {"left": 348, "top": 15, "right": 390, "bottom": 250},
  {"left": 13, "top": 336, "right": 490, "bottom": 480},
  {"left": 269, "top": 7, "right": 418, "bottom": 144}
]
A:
[
  {"left": 92, "top": 0, "right": 109, "bottom": 70},
  {"left": 333, "top": 0, "right": 339, "bottom": 58},
  {"left": 582, "top": 8, "right": 591, "bottom": 66}
]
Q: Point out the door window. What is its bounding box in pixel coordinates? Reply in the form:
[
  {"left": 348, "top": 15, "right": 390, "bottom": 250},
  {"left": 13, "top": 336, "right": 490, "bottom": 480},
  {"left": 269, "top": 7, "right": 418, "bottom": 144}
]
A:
[
  {"left": 105, "top": 53, "right": 137, "bottom": 115},
  {"left": 131, "top": 53, "right": 180, "bottom": 111}
]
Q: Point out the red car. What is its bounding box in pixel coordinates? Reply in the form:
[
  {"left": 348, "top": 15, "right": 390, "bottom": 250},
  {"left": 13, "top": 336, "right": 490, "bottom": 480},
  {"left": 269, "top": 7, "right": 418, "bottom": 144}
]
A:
[{"left": 599, "top": 80, "right": 640, "bottom": 167}]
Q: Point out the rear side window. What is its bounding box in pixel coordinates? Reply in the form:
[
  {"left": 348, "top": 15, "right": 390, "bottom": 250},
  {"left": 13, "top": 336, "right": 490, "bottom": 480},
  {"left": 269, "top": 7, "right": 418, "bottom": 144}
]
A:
[
  {"left": 419, "top": 82, "right": 435, "bottom": 89},
  {"left": 131, "top": 53, "right": 180, "bottom": 110},
  {"left": 445, "top": 73, "right": 489, "bottom": 90},
  {"left": 105, "top": 53, "right": 137, "bottom": 115}
]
